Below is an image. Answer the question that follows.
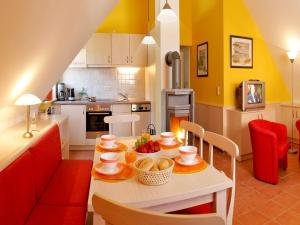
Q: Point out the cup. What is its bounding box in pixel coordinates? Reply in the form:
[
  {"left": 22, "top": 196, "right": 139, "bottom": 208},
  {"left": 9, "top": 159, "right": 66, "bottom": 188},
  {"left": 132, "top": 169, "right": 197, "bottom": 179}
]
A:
[
  {"left": 179, "top": 146, "right": 197, "bottom": 164},
  {"left": 100, "top": 152, "right": 119, "bottom": 172},
  {"left": 125, "top": 148, "right": 137, "bottom": 164},
  {"left": 160, "top": 132, "right": 175, "bottom": 145},
  {"left": 100, "top": 134, "right": 116, "bottom": 147}
]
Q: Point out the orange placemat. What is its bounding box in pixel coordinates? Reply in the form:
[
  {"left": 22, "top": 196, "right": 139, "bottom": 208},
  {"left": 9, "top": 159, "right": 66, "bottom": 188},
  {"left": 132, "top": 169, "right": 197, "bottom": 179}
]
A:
[
  {"left": 91, "top": 163, "right": 135, "bottom": 183},
  {"left": 96, "top": 142, "right": 128, "bottom": 153},
  {"left": 159, "top": 139, "right": 182, "bottom": 150},
  {"left": 173, "top": 158, "right": 208, "bottom": 174}
]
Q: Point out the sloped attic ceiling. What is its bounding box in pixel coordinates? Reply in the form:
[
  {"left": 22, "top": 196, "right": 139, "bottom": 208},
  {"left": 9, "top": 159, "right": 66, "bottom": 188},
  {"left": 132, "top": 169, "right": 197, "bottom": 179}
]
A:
[
  {"left": 0, "top": 0, "right": 119, "bottom": 108},
  {"left": 244, "top": 0, "right": 300, "bottom": 101}
]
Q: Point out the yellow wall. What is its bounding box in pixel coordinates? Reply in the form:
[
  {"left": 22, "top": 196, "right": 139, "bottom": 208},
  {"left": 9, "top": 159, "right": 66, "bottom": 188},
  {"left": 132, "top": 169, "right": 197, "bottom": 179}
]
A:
[
  {"left": 179, "top": 0, "right": 192, "bottom": 46},
  {"left": 189, "top": 0, "right": 224, "bottom": 105},
  {"left": 223, "top": 0, "right": 290, "bottom": 106},
  {"left": 96, "top": 0, "right": 149, "bottom": 34}
]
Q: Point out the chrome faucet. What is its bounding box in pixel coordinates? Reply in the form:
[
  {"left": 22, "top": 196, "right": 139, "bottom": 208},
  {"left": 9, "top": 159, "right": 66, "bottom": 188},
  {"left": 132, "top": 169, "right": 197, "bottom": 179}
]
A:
[{"left": 118, "top": 92, "right": 128, "bottom": 101}]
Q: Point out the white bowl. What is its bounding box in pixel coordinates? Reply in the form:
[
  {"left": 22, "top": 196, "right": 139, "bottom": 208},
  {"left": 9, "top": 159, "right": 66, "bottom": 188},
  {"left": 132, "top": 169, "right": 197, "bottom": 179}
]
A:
[
  {"left": 160, "top": 132, "right": 175, "bottom": 144},
  {"left": 178, "top": 146, "right": 197, "bottom": 163},
  {"left": 100, "top": 152, "right": 119, "bottom": 172},
  {"left": 100, "top": 134, "right": 116, "bottom": 147}
]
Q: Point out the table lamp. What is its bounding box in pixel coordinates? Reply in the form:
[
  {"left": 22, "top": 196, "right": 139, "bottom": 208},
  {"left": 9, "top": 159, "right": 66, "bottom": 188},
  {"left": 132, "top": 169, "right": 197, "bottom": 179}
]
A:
[{"left": 15, "top": 94, "right": 41, "bottom": 138}]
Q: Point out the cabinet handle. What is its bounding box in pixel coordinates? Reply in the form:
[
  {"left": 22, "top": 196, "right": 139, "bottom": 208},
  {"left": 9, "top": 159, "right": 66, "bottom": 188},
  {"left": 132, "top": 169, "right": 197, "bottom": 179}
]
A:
[
  {"left": 126, "top": 56, "right": 129, "bottom": 63},
  {"left": 83, "top": 110, "right": 85, "bottom": 115},
  {"left": 108, "top": 56, "right": 111, "bottom": 64},
  {"left": 261, "top": 113, "right": 263, "bottom": 120}
]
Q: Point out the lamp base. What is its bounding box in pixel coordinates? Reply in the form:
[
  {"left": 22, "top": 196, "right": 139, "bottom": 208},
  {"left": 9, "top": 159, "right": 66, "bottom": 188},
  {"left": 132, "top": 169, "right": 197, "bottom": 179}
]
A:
[{"left": 23, "top": 131, "right": 33, "bottom": 138}]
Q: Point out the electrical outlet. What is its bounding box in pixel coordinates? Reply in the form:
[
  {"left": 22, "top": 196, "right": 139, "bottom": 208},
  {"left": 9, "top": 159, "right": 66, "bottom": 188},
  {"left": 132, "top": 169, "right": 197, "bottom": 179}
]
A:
[
  {"left": 103, "top": 85, "right": 112, "bottom": 91},
  {"left": 216, "top": 86, "right": 220, "bottom": 96}
]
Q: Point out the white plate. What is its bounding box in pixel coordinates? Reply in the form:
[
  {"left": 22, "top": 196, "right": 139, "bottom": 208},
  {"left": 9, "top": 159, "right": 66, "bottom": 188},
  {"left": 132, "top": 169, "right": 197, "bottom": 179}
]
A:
[
  {"left": 160, "top": 140, "right": 178, "bottom": 146},
  {"left": 95, "top": 164, "right": 123, "bottom": 175},
  {"left": 175, "top": 155, "right": 201, "bottom": 166},
  {"left": 99, "top": 143, "right": 119, "bottom": 150}
]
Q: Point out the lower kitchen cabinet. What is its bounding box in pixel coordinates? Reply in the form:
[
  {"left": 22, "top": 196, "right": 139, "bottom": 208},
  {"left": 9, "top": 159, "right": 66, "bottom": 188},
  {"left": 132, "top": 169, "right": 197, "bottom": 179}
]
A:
[
  {"left": 61, "top": 105, "right": 86, "bottom": 145},
  {"left": 279, "top": 104, "right": 300, "bottom": 143}
]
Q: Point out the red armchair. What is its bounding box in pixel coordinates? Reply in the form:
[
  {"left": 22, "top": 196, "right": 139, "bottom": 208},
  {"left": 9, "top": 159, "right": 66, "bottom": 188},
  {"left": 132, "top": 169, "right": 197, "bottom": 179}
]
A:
[
  {"left": 296, "top": 120, "right": 300, "bottom": 162},
  {"left": 248, "top": 120, "right": 289, "bottom": 184}
]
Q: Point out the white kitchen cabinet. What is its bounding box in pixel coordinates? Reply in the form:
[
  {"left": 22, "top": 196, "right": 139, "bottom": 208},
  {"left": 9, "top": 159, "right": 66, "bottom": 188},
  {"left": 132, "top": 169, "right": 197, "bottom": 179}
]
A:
[
  {"left": 133, "top": 111, "right": 151, "bottom": 136},
  {"left": 111, "top": 104, "right": 132, "bottom": 137},
  {"left": 130, "top": 34, "right": 147, "bottom": 67},
  {"left": 69, "top": 49, "right": 86, "bottom": 68},
  {"left": 226, "top": 106, "right": 277, "bottom": 161},
  {"left": 86, "top": 33, "right": 112, "bottom": 65},
  {"left": 112, "top": 34, "right": 130, "bottom": 65},
  {"left": 61, "top": 105, "right": 86, "bottom": 145}
]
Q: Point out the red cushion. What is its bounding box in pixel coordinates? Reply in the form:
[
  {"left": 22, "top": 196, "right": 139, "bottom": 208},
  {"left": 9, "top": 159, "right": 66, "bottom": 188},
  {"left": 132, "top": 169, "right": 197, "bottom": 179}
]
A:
[
  {"left": 39, "top": 160, "right": 92, "bottom": 207},
  {"left": 25, "top": 205, "right": 86, "bottom": 225},
  {"left": 0, "top": 151, "right": 37, "bottom": 225},
  {"left": 29, "top": 125, "right": 62, "bottom": 198},
  {"left": 171, "top": 203, "right": 212, "bottom": 214}
]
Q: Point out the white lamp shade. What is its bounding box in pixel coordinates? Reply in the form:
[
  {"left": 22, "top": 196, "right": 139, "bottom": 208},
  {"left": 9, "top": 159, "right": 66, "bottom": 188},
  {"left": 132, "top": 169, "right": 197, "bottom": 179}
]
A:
[
  {"left": 287, "top": 51, "right": 298, "bottom": 60},
  {"left": 15, "top": 94, "right": 42, "bottom": 106},
  {"left": 142, "top": 35, "right": 156, "bottom": 45},
  {"left": 157, "top": 1, "right": 177, "bottom": 23}
]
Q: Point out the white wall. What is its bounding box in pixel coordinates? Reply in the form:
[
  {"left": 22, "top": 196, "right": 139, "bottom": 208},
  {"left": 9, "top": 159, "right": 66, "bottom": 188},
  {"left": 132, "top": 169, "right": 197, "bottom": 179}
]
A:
[
  {"left": 244, "top": 0, "right": 300, "bottom": 102},
  {"left": 0, "top": 0, "right": 119, "bottom": 130},
  {"left": 146, "top": 0, "right": 180, "bottom": 132},
  {"left": 62, "top": 68, "right": 145, "bottom": 99}
]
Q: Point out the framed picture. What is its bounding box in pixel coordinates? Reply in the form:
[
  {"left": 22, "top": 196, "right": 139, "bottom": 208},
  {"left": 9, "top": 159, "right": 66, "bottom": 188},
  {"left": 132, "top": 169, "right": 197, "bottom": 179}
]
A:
[
  {"left": 230, "top": 35, "right": 253, "bottom": 68},
  {"left": 197, "top": 42, "right": 208, "bottom": 77}
]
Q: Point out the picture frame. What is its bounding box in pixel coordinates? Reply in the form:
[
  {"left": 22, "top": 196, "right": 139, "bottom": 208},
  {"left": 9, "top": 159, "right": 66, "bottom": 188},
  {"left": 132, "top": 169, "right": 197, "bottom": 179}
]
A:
[
  {"left": 230, "top": 35, "right": 253, "bottom": 68},
  {"left": 197, "top": 42, "right": 208, "bottom": 77}
]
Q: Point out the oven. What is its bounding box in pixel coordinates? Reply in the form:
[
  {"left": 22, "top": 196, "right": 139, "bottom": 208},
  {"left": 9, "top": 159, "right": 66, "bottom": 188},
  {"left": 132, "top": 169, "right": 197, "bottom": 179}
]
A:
[{"left": 86, "top": 104, "right": 112, "bottom": 139}]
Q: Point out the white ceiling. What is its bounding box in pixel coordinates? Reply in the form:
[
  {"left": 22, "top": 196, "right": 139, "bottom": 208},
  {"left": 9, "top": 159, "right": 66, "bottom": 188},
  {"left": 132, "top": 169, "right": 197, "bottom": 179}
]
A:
[
  {"left": 0, "top": 0, "right": 119, "bottom": 108},
  {"left": 244, "top": 0, "right": 300, "bottom": 101}
]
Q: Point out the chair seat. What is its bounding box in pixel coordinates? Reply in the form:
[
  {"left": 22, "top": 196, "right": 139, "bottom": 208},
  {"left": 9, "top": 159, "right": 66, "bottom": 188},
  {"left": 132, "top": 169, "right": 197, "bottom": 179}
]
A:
[
  {"left": 171, "top": 203, "right": 212, "bottom": 214},
  {"left": 25, "top": 205, "right": 86, "bottom": 225},
  {"left": 277, "top": 141, "right": 289, "bottom": 159},
  {"left": 39, "top": 160, "right": 92, "bottom": 207}
]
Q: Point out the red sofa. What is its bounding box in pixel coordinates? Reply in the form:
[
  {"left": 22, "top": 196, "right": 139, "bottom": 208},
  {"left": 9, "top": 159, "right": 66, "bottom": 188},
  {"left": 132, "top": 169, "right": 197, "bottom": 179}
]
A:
[
  {"left": 248, "top": 119, "right": 289, "bottom": 184},
  {"left": 0, "top": 124, "right": 92, "bottom": 225}
]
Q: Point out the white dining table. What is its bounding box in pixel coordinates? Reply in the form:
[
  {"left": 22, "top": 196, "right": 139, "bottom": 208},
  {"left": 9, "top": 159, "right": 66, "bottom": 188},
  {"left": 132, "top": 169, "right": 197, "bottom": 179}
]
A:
[{"left": 88, "top": 136, "right": 233, "bottom": 225}]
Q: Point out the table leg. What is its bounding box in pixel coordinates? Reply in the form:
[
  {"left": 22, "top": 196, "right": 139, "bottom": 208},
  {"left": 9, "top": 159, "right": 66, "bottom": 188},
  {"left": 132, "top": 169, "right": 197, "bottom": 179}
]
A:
[{"left": 216, "top": 189, "right": 227, "bottom": 225}]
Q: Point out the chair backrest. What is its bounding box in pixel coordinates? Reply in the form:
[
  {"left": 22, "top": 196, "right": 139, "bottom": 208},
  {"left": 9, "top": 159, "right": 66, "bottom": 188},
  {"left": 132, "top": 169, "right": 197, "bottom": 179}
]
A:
[
  {"left": 204, "top": 131, "right": 239, "bottom": 225},
  {"left": 92, "top": 193, "right": 225, "bottom": 225},
  {"left": 180, "top": 120, "right": 205, "bottom": 158},
  {"left": 104, "top": 114, "right": 140, "bottom": 137}
]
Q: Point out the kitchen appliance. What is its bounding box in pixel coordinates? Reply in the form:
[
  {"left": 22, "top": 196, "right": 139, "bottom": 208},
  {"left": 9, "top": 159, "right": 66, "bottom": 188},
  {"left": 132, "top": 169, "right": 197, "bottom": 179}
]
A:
[
  {"left": 86, "top": 104, "right": 112, "bottom": 139},
  {"left": 131, "top": 103, "right": 151, "bottom": 136},
  {"left": 147, "top": 123, "right": 156, "bottom": 135},
  {"left": 57, "top": 83, "right": 66, "bottom": 101},
  {"left": 67, "top": 88, "right": 75, "bottom": 101}
]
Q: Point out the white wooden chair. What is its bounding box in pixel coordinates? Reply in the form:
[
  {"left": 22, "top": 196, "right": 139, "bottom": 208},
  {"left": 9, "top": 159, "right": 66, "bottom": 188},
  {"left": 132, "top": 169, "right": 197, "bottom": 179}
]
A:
[
  {"left": 92, "top": 193, "right": 225, "bottom": 225},
  {"left": 204, "top": 131, "right": 239, "bottom": 225},
  {"left": 180, "top": 120, "right": 205, "bottom": 158},
  {"left": 104, "top": 114, "right": 140, "bottom": 137}
]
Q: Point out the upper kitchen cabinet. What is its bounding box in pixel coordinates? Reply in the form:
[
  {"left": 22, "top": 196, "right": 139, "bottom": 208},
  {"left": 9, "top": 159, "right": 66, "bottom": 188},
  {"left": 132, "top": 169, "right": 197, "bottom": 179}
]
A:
[
  {"left": 69, "top": 49, "right": 87, "bottom": 68},
  {"left": 112, "top": 34, "right": 130, "bottom": 65},
  {"left": 130, "top": 34, "right": 147, "bottom": 67},
  {"left": 86, "top": 33, "right": 112, "bottom": 66}
]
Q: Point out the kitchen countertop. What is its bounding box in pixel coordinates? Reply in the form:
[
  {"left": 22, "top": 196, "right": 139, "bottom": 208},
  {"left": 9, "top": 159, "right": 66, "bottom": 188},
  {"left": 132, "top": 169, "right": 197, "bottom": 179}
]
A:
[{"left": 54, "top": 98, "right": 151, "bottom": 105}]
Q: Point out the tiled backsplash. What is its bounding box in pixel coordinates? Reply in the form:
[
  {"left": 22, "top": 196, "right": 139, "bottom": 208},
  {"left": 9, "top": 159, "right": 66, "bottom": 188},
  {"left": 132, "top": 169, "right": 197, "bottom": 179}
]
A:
[{"left": 61, "top": 68, "right": 145, "bottom": 99}]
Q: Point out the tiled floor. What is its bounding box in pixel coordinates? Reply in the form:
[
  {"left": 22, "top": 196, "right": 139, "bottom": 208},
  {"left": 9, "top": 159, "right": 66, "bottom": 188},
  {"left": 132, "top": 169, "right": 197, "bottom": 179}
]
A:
[{"left": 70, "top": 148, "right": 300, "bottom": 225}]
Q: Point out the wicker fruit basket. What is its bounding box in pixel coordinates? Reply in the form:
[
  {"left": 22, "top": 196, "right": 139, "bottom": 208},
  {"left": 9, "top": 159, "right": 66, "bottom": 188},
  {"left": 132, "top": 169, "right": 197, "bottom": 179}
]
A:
[{"left": 134, "top": 158, "right": 174, "bottom": 186}]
